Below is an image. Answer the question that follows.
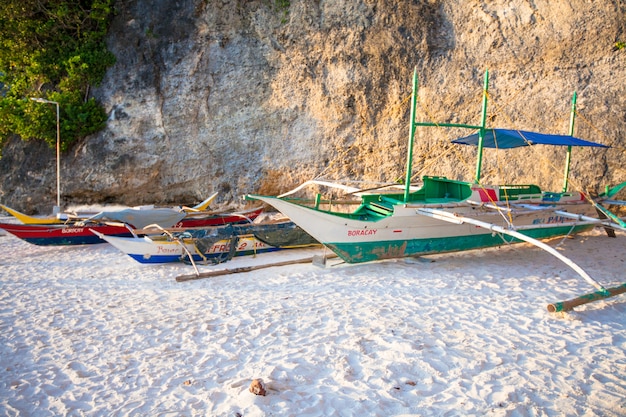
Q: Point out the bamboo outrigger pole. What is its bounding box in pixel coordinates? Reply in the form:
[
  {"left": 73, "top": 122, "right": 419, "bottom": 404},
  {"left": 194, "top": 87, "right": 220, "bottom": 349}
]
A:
[
  {"left": 474, "top": 70, "right": 489, "bottom": 183},
  {"left": 403, "top": 68, "right": 419, "bottom": 202},
  {"left": 561, "top": 92, "right": 577, "bottom": 192},
  {"left": 547, "top": 283, "right": 626, "bottom": 312},
  {"left": 417, "top": 207, "right": 609, "bottom": 294},
  {"left": 176, "top": 257, "right": 320, "bottom": 282}
]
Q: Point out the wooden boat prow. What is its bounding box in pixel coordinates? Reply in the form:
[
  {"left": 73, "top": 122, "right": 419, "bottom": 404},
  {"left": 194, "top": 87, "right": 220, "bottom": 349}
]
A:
[{"left": 0, "top": 204, "right": 65, "bottom": 224}]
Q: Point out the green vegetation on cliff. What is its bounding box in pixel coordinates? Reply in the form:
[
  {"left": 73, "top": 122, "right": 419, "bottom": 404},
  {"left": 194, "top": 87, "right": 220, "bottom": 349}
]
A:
[{"left": 0, "top": 0, "right": 115, "bottom": 154}]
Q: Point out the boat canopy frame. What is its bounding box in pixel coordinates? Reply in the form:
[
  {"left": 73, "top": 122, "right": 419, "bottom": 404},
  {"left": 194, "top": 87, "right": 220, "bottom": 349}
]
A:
[{"left": 403, "top": 68, "right": 609, "bottom": 202}]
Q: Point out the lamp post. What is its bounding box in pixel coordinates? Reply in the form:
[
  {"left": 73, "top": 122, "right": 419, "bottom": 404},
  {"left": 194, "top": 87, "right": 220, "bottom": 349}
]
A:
[{"left": 31, "top": 97, "right": 61, "bottom": 214}]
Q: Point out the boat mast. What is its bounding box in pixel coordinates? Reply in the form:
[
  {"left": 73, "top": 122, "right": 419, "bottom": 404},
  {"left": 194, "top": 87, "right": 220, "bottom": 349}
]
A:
[
  {"left": 474, "top": 70, "right": 490, "bottom": 183},
  {"left": 403, "top": 67, "right": 419, "bottom": 202},
  {"left": 407, "top": 69, "right": 487, "bottom": 192},
  {"left": 562, "top": 92, "right": 577, "bottom": 192}
]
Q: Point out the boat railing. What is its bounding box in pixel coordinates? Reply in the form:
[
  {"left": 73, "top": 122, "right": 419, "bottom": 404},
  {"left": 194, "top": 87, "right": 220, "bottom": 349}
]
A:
[{"left": 499, "top": 184, "right": 542, "bottom": 200}]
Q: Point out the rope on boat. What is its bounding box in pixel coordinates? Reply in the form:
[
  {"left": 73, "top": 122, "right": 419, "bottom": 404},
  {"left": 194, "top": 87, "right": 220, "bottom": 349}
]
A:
[
  {"left": 191, "top": 240, "right": 209, "bottom": 264},
  {"left": 181, "top": 225, "right": 242, "bottom": 265},
  {"left": 140, "top": 223, "right": 201, "bottom": 276},
  {"left": 554, "top": 222, "right": 579, "bottom": 248}
]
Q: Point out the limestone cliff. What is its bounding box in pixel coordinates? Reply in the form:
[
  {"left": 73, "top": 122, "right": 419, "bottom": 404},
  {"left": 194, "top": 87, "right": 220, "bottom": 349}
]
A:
[{"left": 1, "top": 0, "right": 625, "bottom": 213}]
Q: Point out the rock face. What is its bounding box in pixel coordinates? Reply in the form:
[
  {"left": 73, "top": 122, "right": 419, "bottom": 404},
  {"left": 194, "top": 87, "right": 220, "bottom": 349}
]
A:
[{"left": 1, "top": 0, "right": 625, "bottom": 213}]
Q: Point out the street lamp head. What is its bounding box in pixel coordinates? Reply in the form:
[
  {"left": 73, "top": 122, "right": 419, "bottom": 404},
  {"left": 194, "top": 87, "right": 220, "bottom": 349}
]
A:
[{"left": 30, "top": 97, "right": 58, "bottom": 105}]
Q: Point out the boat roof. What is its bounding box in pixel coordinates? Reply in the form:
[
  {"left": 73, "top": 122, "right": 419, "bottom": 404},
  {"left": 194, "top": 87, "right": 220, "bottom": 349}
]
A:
[
  {"left": 451, "top": 129, "right": 609, "bottom": 149},
  {"left": 88, "top": 207, "right": 186, "bottom": 229}
]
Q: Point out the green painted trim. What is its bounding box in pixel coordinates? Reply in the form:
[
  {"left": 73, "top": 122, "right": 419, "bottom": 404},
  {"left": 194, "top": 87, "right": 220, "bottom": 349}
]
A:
[
  {"left": 404, "top": 68, "right": 419, "bottom": 202},
  {"left": 324, "top": 224, "right": 594, "bottom": 264},
  {"left": 475, "top": 69, "right": 489, "bottom": 183},
  {"left": 603, "top": 181, "right": 626, "bottom": 198}
]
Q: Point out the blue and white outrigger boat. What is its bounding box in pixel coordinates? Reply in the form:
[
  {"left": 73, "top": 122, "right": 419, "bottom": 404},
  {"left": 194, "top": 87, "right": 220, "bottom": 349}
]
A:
[{"left": 248, "top": 68, "right": 626, "bottom": 297}]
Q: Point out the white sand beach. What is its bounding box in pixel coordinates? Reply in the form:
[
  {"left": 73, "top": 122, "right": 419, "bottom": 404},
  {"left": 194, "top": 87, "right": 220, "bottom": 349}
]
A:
[{"left": 1, "top": 222, "right": 625, "bottom": 416}]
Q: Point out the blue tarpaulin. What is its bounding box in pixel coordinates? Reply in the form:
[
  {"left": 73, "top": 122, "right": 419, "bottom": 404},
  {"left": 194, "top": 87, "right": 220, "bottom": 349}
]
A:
[{"left": 451, "top": 129, "right": 609, "bottom": 149}]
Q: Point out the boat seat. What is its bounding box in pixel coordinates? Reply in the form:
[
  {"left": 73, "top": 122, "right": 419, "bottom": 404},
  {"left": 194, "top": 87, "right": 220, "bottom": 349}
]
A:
[{"left": 367, "top": 202, "right": 394, "bottom": 215}]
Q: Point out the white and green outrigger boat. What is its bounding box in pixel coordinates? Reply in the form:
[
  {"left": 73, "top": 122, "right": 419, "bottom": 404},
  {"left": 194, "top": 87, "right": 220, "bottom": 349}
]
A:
[{"left": 248, "top": 69, "right": 626, "bottom": 294}]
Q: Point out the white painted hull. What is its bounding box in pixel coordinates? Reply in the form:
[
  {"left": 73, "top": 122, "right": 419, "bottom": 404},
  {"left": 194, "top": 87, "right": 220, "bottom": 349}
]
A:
[
  {"left": 252, "top": 196, "right": 598, "bottom": 263},
  {"left": 93, "top": 231, "right": 279, "bottom": 264}
]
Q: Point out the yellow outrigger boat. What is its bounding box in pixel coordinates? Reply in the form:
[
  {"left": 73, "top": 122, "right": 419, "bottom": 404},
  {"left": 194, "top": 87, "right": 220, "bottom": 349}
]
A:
[{"left": 0, "top": 192, "right": 218, "bottom": 225}]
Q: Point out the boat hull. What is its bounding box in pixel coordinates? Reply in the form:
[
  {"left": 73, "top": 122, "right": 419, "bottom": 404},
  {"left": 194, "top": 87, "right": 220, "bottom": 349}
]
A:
[
  {"left": 0, "top": 207, "right": 264, "bottom": 246},
  {"left": 0, "top": 223, "right": 134, "bottom": 246},
  {"left": 0, "top": 204, "right": 262, "bottom": 229},
  {"left": 173, "top": 207, "right": 263, "bottom": 228},
  {"left": 93, "top": 232, "right": 281, "bottom": 264},
  {"left": 326, "top": 223, "right": 593, "bottom": 263},
  {"left": 252, "top": 196, "right": 597, "bottom": 263}
]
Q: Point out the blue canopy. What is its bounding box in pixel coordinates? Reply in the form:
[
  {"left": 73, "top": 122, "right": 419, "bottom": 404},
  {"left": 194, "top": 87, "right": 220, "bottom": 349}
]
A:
[{"left": 451, "top": 129, "right": 609, "bottom": 149}]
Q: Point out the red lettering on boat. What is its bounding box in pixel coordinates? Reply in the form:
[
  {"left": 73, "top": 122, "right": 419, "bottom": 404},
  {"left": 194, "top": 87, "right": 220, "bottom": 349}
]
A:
[{"left": 347, "top": 229, "right": 377, "bottom": 237}]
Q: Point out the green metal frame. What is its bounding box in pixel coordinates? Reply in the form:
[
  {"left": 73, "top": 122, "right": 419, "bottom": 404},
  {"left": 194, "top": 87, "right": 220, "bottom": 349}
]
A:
[{"left": 404, "top": 67, "right": 581, "bottom": 194}]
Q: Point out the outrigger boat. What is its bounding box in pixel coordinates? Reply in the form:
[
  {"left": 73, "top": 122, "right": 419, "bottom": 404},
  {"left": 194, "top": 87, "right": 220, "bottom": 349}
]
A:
[
  {"left": 247, "top": 68, "right": 626, "bottom": 294},
  {"left": 0, "top": 222, "right": 137, "bottom": 245},
  {"left": 0, "top": 204, "right": 264, "bottom": 246},
  {"left": 85, "top": 205, "right": 263, "bottom": 229},
  {"left": 0, "top": 192, "right": 219, "bottom": 225},
  {"left": 91, "top": 219, "right": 319, "bottom": 264},
  {"left": 0, "top": 205, "right": 193, "bottom": 245},
  {"left": 92, "top": 231, "right": 282, "bottom": 264}
]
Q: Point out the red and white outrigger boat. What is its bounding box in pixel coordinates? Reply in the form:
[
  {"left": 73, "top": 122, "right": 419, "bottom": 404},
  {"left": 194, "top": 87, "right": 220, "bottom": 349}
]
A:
[
  {"left": 0, "top": 202, "right": 263, "bottom": 246},
  {"left": 248, "top": 68, "right": 626, "bottom": 298}
]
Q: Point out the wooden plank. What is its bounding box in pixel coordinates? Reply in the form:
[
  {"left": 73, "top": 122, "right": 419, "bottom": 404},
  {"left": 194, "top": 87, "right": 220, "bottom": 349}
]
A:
[
  {"left": 176, "top": 257, "right": 316, "bottom": 282},
  {"left": 595, "top": 206, "right": 616, "bottom": 237}
]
